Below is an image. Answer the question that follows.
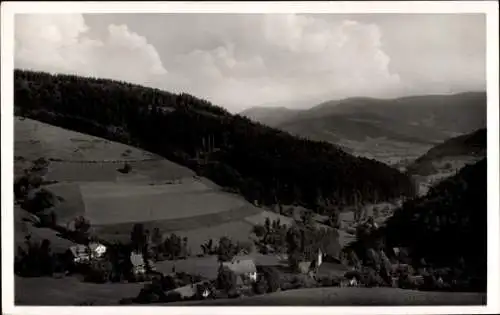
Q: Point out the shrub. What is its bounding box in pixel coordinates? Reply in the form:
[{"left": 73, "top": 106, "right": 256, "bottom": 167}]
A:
[
  {"left": 73, "top": 216, "right": 91, "bottom": 236},
  {"left": 161, "top": 275, "right": 177, "bottom": 291},
  {"left": 118, "top": 163, "right": 132, "bottom": 174},
  {"left": 260, "top": 266, "right": 281, "bottom": 293},
  {"left": 362, "top": 267, "right": 386, "bottom": 287},
  {"left": 84, "top": 260, "right": 113, "bottom": 283},
  {"left": 252, "top": 278, "right": 268, "bottom": 295},
  {"left": 217, "top": 266, "right": 237, "bottom": 295},
  {"left": 21, "top": 188, "right": 58, "bottom": 214},
  {"left": 217, "top": 236, "right": 237, "bottom": 262},
  {"left": 319, "top": 275, "right": 342, "bottom": 287},
  {"left": 15, "top": 237, "right": 56, "bottom": 277}
]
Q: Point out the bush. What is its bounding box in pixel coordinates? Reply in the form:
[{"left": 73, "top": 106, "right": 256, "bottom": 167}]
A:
[
  {"left": 252, "top": 278, "right": 268, "bottom": 295},
  {"left": 260, "top": 266, "right": 281, "bottom": 293},
  {"left": 84, "top": 260, "right": 112, "bottom": 283},
  {"left": 319, "top": 275, "right": 342, "bottom": 287},
  {"left": 161, "top": 275, "right": 177, "bottom": 291},
  {"left": 291, "top": 274, "right": 317, "bottom": 289},
  {"left": 15, "top": 237, "right": 56, "bottom": 277},
  {"left": 216, "top": 266, "right": 237, "bottom": 295},
  {"left": 362, "top": 267, "right": 387, "bottom": 287},
  {"left": 118, "top": 163, "right": 132, "bottom": 174},
  {"left": 21, "top": 188, "right": 58, "bottom": 214}
]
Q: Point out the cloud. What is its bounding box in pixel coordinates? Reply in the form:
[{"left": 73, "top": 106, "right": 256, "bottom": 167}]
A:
[
  {"left": 161, "top": 15, "right": 402, "bottom": 111},
  {"left": 17, "top": 14, "right": 482, "bottom": 113},
  {"left": 15, "top": 14, "right": 166, "bottom": 85}
]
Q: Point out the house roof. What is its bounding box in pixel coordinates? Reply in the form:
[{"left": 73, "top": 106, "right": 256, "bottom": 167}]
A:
[
  {"left": 130, "top": 252, "right": 145, "bottom": 267},
  {"left": 69, "top": 245, "right": 89, "bottom": 258},
  {"left": 222, "top": 259, "right": 256, "bottom": 275}
]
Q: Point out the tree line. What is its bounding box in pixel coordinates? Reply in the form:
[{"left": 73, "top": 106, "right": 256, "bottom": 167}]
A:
[
  {"left": 14, "top": 69, "right": 414, "bottom": 214},
  {"left": 345, "top": 158, "right": 487, "bottom": 292}
]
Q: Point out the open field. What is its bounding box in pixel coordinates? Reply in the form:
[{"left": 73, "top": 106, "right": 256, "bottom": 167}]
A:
[
  {"left": 15, "top": 276, "right": 144, "bottom": 306},
  {"left": 82, "top": 189, "right": 245, "bottom": 225},
  {"left": 45, "top": 159, "right": 195, "bottom": 183},
  {"left": 15, "top": 117, "right": 156, "bottom": 162},
  {"left": 336, "top": 137, "right": 432, "bottom": 167},
  {"left": 172, "top": 287, "right": 486, "bottom": 306}
]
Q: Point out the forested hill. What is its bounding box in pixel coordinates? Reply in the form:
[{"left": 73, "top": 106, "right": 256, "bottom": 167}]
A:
[
  {"left": 14, "top": 69, "right": 413, "bottom": 213},
  {"left": 384, "top": 158, "right": 487, "bottom": 290},
  {"left": 407, "top": 128, "right": 486, "bottom": 175}
]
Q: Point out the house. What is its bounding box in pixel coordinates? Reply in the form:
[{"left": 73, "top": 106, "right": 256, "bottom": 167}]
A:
[
  {"left": 222, "top": 258, "right": 257, "bottom": 284},
  {"left": 130, "top": 251, "right": 146, "bottom": 275},
  {"left": 69, "top": 245, "right": 91, "bottom": 264},
  {"left": 68, "top": 242, "right": 106, "bottom": 264},
  {"left": 89, "top": 242, "right": 107, "bottom": 258}
]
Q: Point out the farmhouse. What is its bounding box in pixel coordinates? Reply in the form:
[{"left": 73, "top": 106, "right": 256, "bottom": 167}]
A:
[
  {"left": 68, "top": 242, "right": 107, "bottom": 264},
  {"left": 222, "top": 257, "right": 257, "bottom": 283}
]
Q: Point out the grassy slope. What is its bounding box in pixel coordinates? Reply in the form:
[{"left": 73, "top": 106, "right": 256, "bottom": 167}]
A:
[
  {"left": 171, "top": 287, "right": 486, "bottom": 306},
  {"left": 15, "top": 117, "right": 299, "bottom": 256}
]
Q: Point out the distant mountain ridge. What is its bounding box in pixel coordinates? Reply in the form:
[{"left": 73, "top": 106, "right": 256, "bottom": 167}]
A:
[
  {"left": 239, "top": 106, "right": 301, "bottom": 127},
  {"left": 241, "top": 92, "right": 486, "bottom": 146}
]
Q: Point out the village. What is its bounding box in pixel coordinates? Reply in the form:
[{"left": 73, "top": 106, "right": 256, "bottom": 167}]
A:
[{"left": 14, "top": 195, "right": 433, "bottom": 305}]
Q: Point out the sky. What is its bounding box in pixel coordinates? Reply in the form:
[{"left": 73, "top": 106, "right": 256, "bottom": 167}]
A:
[{"left": 14, "top": 13, "right": 486, "bottom": 113}]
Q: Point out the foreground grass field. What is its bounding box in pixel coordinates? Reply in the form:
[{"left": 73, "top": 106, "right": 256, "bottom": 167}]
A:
[
  {"left": 15, "top": 276, "right": 144, "bottom": 306},
  {"left": 171, "top": 287, "right": 486, "bottom": 306}
]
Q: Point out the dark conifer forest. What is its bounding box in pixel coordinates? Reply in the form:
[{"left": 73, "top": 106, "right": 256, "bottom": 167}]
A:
[
  {"left": 14, "top": 69, "right": 413, "bottom": 213},
  {"left": 384, "top": 158, "right": 487, "bottom": 290}
]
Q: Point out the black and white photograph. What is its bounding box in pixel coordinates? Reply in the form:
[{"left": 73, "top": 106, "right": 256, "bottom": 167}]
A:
[{"left": 1, "top": 1, "right": 499, "bottom": 313}]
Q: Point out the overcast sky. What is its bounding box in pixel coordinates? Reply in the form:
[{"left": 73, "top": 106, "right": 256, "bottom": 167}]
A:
[{"left": 14, "top": 13, "right": 486, "bottom": 113}]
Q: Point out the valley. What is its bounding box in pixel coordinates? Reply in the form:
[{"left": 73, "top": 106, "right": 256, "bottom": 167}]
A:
[{"left": 11, "top": 70, "right": 487, "bottom": 307}]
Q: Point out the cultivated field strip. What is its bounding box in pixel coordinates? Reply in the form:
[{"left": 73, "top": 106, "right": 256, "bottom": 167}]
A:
[
  {"left": 83, "top": 189, "right": 248, "bottom": 225},
  {"left": 44, "top": 159, "right": 194, "bottom": 183},
  {"left": 45, "top": 163, "right": 120, "bottom": 182},
  {"left": 78, "top": 180, "right": 210, "bottom": 197},
  {"left": 94, "top": 203, "right": 263, "bottom": 235}
]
